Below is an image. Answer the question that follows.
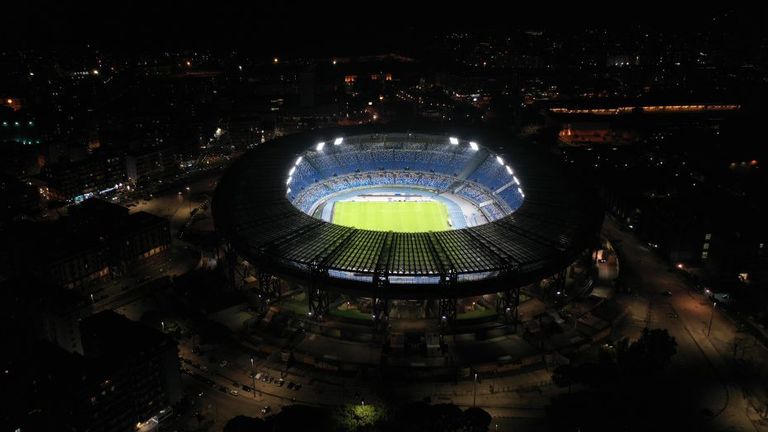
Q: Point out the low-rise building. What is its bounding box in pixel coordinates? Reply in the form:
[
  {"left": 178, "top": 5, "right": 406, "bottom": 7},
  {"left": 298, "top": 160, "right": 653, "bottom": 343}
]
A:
[{"left": 1, "top": 198, "right": 170, "bottom": 288}]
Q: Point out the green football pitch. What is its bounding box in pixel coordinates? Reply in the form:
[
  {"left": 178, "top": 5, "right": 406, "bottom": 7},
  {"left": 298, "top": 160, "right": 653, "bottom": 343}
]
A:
[{"left": 332, "top": 200, "right": 450, "bottom": 232}]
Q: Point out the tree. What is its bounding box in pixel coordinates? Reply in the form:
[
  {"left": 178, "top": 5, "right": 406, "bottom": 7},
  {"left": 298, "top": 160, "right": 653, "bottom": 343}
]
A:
[
  {"left": 223, "top": 415, "right": 267, "bottom": 432},
  {"left": 429, "top": 404, "right": 465, "bottom": 431},
  {"left": 334, "top": 404, "right": 386, "bottom": 431},
  {"left": 620, "top": 328, "right": 677, "bottom": 375},
  {"left": 273, "top": 405, "right": 334, "bottom": 432},
  {"left": 552, "top": 364, "right": 577, "bottom": 393},
  {"left": 462, "top": 407, "right": 492, "bottom": 432}
]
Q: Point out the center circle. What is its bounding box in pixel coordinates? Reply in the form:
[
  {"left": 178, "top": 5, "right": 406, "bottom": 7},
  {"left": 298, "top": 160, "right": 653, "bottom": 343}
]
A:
[{"left": 286, "top": 134, "right": 525, "bottom": 233}]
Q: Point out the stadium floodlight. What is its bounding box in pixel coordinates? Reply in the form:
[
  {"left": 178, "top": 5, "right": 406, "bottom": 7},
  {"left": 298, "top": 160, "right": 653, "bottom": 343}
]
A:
[
  {"left": 289, "top": 166, "right": 296, "bottom": 176},
  {"left": 517, "top": 187, "right": 524, "bottom": 196},
  {"left": 287, "top": 188, "right": 291, "bottom": 194},
  {"left": 334, "top": 137, "right": 343, "bottom": 145},
  {"left": 286, "top": 176, "right": 292, "bottom": 185},
  {"left": 469, "top": 141, "right": 478, "bottom": 151},
  {"left": 316, "top": 141, "right": 325, "bottom": 151},
  {"left": 449, "top": 137, "right": 459, "bottom": 145},
  {"left": 505, "top": 165, "right": 513, "bottom": 175},
  {"left": 496, "top": 156, "right": 504, "bottom": 165},
  {"left": 295, "top": 156, "right": 303, "bottom": 166},
  {"left": 513, "top": 176, "right": 520, "bottom": 185}
]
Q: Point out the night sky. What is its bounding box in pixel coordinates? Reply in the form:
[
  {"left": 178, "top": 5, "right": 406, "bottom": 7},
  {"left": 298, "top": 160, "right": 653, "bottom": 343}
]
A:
[{"left": 3, "top": 2, "right": 767, "bottom": 53}]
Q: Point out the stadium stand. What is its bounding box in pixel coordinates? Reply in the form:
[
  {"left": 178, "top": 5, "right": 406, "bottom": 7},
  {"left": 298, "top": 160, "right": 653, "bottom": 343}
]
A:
[{"left": 288, "top": 139, "right": 524, "bottom": 214}]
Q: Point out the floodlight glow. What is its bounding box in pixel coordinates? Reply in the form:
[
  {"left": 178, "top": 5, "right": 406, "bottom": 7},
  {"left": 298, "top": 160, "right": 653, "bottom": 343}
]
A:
[
  {"left": 517, "top": 187, "right": 524, "bottom": 195},
  {"left": 286, "top": 176, "right": 292, "bottom": 185},
  {"left": 295, "top": 156, "right": 303, "bottom": 165},
  {"left": 449, "top": 137, "right": 459, "bottom": 145},
  {"left": 316, "top": 142, "right": 325, "bottom": 151},
  {"left": 334, "top": 137, "right": 343, "bottom": 145},
  {"left": 469, "top": 141, "right": 478, "bottom": 151},
  {"left": 289, "top": 166, "right": 296, "bottom": 176},
  {"left": 505, "top": 166, "right": 513, "bottom": 175},
  {"left": 287, "top": 188, "right": 291, "bottom": 194},
  {"left": 496, "top": 156, "right": 504, "bottom": 165},
  {"left": 513, "top": 176, "right": 520, "bottom": 185}
]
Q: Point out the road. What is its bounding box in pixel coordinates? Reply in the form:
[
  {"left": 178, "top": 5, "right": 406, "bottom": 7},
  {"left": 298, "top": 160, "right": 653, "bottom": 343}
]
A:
[
  {"left": 128, "top": 173, "right": 219, "bottom": 237},
  {"left": 604, "top": 215, "right": 767, "bottom": 431}
]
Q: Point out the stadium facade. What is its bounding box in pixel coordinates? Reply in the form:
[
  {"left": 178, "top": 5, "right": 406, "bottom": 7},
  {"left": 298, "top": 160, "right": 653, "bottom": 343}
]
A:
[{"left": 213, "top": 125, "right": 603, "bottom": 326}]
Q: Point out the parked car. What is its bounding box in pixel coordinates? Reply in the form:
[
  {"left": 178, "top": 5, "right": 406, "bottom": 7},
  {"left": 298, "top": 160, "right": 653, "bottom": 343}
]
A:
[{"left": 713, "top": 293, "right": 733, "bottom": 306}]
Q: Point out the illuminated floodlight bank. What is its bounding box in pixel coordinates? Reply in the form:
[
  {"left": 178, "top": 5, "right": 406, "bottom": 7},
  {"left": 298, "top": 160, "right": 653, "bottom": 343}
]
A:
[
  {"left": 316, "top": 142, "right": 325, "bottom": 151},
  {"left": 334, "top": 137, "right": 344, "bottom": 145},
  {"left": 295, "top": 156, "right": 303, "bottom": 165},
  {"left": 469, "top": 141, "right": 479, "bottom": 151},
  {"left": 505, "top": 166, "right": 513, "bottom": 175},
  {"left": 289, "top": 166, "right": 296, "bottom": 176},
  {"left": 449, "top": 137, "right": 459, "bottom": 145},
  {"left": 496, "top": 156, "right": 504, "bottom": 165},
  {"left": 513, "top": 176, "right": 520, "bottom": 185},
  {"left": 286, "top": 176, "right": 292, "bottom": 185}
]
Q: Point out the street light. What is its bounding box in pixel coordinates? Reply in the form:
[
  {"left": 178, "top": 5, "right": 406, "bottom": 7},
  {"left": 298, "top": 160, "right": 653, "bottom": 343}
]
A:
[
  {"left": 707, "top": 302, "right": 717, "bottom": 337},
  {"left": 161, "top": 321, "right": 165, "bottom": 332},
  {"left": 250, "top": 357, "right": 257, "bottom": 399}
]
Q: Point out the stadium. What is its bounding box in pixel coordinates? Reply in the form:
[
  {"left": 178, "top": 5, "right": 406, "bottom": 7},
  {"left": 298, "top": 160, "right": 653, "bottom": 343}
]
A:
[{"left": 213, "top": 125, "right": 603, "bottom": 327}]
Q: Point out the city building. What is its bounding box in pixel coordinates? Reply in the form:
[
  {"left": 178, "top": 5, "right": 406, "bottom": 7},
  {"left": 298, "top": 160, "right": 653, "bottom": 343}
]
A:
[
  {"left": 126, "top": 147, "right": 179, "bottom": 187},
  {"left": 0, "top": 174, "right": 40, "bottom": 222},
  {"left": 1, "top": 198, "right": 171, "bottom": 289},
  {"left": 80, "top": 311, "right": 183, "bottom": 415},
  {"left": 36, "top": 154, "right": 126, "bottom": 202},
  {"left": 2, "top": 311, "right": 182, "bottom": 432}
]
